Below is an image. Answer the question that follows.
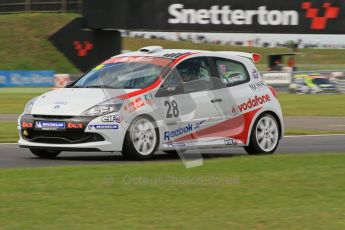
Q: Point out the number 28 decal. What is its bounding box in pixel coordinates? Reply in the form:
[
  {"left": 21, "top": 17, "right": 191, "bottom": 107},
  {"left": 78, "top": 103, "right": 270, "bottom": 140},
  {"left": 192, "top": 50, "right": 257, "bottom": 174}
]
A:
[{"left": 164, "top": 100, "right": 179, "bottom": 118}]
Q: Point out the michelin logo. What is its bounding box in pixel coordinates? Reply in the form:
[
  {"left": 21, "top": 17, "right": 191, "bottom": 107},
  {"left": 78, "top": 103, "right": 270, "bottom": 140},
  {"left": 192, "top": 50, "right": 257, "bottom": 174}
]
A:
[
  {"left": 89, "top": 125, "right": 118, "bottom": 130},
  {"left": 164, "top": 124, "right": 193, "bottom": 141},
  {"left": 36, "top": 121, "right": 65, "bottom": 129}
]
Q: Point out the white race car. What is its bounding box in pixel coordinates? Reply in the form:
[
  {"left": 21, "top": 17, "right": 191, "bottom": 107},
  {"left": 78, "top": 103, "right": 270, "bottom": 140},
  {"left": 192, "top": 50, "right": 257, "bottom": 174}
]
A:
[{"left": 18, "top": 46, "right": 284, "bottom": 160}]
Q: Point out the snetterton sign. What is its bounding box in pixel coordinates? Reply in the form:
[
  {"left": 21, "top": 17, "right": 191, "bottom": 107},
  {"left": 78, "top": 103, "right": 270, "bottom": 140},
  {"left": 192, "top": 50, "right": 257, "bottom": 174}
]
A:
[
  {"left": 168, "top": 5, "right": 299, "bottom": 26},
  {"left": 83, "top": 0, "right": 345, "bottom": 34}
]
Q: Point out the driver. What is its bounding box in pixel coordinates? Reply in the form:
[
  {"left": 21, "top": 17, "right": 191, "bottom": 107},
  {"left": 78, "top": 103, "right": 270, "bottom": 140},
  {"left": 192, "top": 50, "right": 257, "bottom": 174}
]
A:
[{"left": 179, "top": 62, "right": 200, "bottom": 83}]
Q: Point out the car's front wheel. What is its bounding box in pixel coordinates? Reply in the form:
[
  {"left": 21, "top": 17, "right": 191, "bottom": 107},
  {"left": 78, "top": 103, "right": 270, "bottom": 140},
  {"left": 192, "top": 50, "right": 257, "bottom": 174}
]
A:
[
  {"left": 29, "top": 149, "right": 61, "bottom": 159},
  {"left": 122, "top": 116, "right": 159, "bottom": 160},
  {"left": 244, "top": 114, "right": 280, "bottom": 155}
]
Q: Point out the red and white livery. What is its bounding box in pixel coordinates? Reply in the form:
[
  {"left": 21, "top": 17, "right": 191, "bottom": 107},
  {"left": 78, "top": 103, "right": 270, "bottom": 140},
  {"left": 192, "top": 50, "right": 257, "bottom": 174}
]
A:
[{"left": 18, "top": 46, "right": 284, "bottom": 159}]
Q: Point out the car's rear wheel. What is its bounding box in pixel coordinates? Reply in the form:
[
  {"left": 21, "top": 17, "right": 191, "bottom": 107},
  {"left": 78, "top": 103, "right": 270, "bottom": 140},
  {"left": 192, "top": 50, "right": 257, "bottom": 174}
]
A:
[
  {"left": 244, "top": 114, "right": 280, "bottom": 155},
  {"left": 29, "top": 149, "right": 61, "bottom": 159},
  {"left": 122, "top": 116, "right": 158, "bottom": 160}
]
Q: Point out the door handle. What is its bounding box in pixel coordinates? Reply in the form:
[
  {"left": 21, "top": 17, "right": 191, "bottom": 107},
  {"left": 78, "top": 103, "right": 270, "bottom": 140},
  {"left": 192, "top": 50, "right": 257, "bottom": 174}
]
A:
[{"left": 211, "top": 98, "right": 223, "bottom": 103}]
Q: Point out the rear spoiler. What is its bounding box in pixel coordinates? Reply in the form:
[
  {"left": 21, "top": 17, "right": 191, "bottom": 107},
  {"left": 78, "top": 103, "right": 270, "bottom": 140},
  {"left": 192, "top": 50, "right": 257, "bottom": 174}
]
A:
[{"left": 216, "top": 51, "right": 261, "bottom": 63}]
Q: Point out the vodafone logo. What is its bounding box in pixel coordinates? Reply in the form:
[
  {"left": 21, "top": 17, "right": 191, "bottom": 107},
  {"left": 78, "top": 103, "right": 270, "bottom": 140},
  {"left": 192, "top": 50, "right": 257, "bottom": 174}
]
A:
[
  {"left": 301, "top": 2, "right": 340, "bottom": 30},
  {"left": 238, "top": 94, "right": 271, "bottom": 112}
]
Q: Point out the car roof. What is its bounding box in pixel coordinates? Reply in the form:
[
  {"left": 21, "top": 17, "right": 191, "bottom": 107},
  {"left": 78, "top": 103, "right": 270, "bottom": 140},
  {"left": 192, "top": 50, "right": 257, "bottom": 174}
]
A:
[
  {"left": 113, "top": 46, "right": 259, "bottom": 63},
  {"left": 117, "top": 47, "right": 205, "bottom": 59}
]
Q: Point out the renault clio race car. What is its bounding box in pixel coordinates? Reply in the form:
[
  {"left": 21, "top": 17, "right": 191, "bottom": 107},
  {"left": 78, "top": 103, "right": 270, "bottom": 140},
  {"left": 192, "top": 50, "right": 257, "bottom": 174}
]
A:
[{"left": 18, "top": 46, "right": 284, "bottom": 160}]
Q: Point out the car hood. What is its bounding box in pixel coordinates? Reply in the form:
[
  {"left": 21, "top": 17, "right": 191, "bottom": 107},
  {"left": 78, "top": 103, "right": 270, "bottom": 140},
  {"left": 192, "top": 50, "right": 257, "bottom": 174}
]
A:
[{"left": 30, "top": 88, "right": 137, "bottom": 116}]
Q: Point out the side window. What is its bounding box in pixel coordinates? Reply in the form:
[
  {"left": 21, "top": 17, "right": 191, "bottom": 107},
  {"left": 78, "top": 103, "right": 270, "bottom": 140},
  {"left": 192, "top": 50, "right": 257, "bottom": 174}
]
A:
[
  {"left": 215, "top": 58, "right": 249, "bottom": 87},
  {"left": 157, "top": 57, "right": 214, "bottom": 96},
  {"left": 176, "top": 57, "right": 213, "bottom": 93},
  {"left": 157, "top": 68, "right": 184, "bottom": 97}
]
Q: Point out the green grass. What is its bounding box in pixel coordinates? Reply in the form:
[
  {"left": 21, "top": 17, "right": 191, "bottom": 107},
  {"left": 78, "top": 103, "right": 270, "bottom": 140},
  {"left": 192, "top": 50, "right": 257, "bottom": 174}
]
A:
[
  {"left": 1, "top": 153, "right": 345, "bottom": 229},
  {"left": 0, "top": 122, "right": 18, "bottom": 143},
  {"left": 0, "top": 87, "right": 50, "bottom": 114},
  {"left": 0, "top": 13, "right": 344, "bottom": 72},
  {"left": 0, "top": 13, "right": 78, "bottom": 73},
  {"left": 277, "top": 93, "right": 345, "bottom": 116}
]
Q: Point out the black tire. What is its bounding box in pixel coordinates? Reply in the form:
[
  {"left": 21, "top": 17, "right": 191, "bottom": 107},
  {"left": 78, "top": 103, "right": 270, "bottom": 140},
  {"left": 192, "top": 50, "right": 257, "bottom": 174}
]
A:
[
  {"left": 122, "top": 116, "right": 159, "bottom": 160},
  {"left": 244, "top": 113, "right": 280, "bottom": 155},
  {"left": 29, "top": 149, "right": 61, "bottom": 159}
]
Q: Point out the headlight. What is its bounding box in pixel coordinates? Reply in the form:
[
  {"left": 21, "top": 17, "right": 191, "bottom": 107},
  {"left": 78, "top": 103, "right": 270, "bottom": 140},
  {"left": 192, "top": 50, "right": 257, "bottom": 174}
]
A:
[
  {"left": 81, "top": 98, "right": 124, "bottom": 117},
  {"left": 24, "top": 97, "right": 38, "bottom": 114}
]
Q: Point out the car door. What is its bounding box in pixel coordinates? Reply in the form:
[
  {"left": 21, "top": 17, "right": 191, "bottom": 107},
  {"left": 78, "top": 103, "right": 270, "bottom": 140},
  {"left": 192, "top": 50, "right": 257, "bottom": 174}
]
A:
[
  {"left": 206, "top": 56, "right": 257, "bottom": 144},
  {"left": 155, "top": 57, "right": 222, "bottom": 147}
]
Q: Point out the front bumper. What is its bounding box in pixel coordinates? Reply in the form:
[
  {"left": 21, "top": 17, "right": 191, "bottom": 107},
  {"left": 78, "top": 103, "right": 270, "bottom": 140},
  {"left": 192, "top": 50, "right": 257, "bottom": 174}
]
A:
[
  {"left": 18, "top": 139, "right": 114, "bottom": 152},
  {"left": 20, "top": 114, "right": 102, "bottom": 144},
  {"left": 18, "top": 114, "right": 126, "bottom": 152}
]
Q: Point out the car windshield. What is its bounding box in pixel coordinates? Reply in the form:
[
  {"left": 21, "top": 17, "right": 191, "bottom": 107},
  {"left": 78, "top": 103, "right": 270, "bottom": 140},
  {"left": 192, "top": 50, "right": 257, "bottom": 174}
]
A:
[
  {"left": 72, "top": 56, "right": 172, "bottom": 89},
  {"left": 312, "top": 78, "right": 330, "bottom": 85}
]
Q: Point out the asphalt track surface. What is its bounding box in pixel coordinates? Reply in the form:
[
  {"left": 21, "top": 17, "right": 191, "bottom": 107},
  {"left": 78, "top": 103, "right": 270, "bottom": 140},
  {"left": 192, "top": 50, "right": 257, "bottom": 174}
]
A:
[{"left": 0, "top": 134, "right": 344, "bottom": 169}]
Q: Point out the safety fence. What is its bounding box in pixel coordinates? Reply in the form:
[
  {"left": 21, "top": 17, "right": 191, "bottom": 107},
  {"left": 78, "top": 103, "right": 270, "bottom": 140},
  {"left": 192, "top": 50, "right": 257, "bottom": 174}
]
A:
[
  {"left": 0, "top": 70, "right": 55, "bottom": 87},
  {"left": 0, "top": 0, "right": 82, "bottom": 13}
]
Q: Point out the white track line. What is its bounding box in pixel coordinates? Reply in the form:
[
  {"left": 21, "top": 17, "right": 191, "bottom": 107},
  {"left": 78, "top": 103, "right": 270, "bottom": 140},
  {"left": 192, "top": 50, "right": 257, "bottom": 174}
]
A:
[{"left": 285, "top": 134, "right": 345, "bottom": 138}]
